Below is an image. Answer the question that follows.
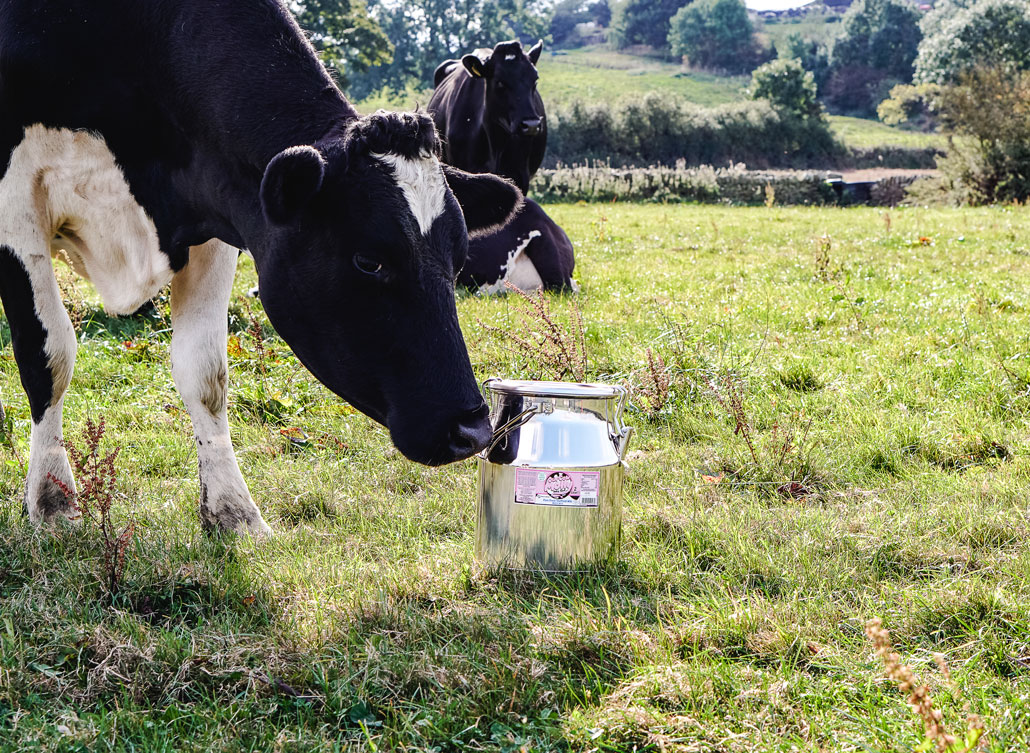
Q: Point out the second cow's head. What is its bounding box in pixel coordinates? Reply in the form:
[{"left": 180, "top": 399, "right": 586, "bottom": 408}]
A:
[
  {"left": 254, "top": 110, "right": 521, "bottom": 467},
  {"left": 463, "top": 40, "right": 545, "bottom": 138}
]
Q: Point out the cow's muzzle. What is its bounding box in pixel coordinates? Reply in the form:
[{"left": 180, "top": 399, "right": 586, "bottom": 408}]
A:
[{"left": 518, "top": 118, "right": 542, "bottom": 137}]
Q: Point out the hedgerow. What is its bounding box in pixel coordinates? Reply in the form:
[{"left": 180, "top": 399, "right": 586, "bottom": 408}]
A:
[
  {"left": 530, "top": 163, "right": 838, "bottom": 205},
  {"left": 545, "top": 92, "right": 843, "bottom": 169}
]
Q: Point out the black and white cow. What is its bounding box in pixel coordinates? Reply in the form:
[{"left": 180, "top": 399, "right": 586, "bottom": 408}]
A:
[
  {"left": 429, "top": 40, "right": 547, "bottom": 194},
  {"left": 458, "top": 199, "right": 575, "bottom": 294},
  {"left": 0, "top": 1, "right": 522, "bottom": 535}
]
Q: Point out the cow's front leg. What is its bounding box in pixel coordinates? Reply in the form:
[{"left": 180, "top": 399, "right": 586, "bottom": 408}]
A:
[
  {"left": 0, "top": 244, "right": 78, "bottom": 523},
  {"left": 170, "top": 240, "right": 271, "bottom": 536}
]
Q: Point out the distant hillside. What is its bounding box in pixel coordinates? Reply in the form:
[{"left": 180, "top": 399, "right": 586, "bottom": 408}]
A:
[
  {"left": 535, "top": 47, "right": 748, "bottom": 107},
  {"left": 352, "top": 45, "right": 943, "bottom": 155}
]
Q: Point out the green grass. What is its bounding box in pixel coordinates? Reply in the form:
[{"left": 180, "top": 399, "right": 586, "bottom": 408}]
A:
[
  {"left": 351, "top": 45, "right": 751, "bottom": 113},
  {"left": 536, "top": 47, "right": 749, "bottom": 108},
  {"left": 4, "top": 203, "right": 1030, "bottom": 750},
  {"left": 829, "top": 115, "right": 946, "bottom": 151}
]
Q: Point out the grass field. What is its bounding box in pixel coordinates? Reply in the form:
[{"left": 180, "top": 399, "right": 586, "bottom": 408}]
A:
[
  {"left": 3, "top": 203, "right": 1030, "bottom": 751},
  {"left": 353, "top": 47, "right": 749, "bottom": 113},
  {"left": 828, "top": 116, "right": 945, "bottom": 151}
]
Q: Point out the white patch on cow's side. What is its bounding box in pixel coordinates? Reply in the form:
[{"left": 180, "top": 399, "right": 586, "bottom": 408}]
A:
[
  {"left": 374, "top": 152, "right": 446, "bottom": 235},
  {"left": 1, "top": 125, "right": 171, "bottom": 316},
  {"left": 478, "top": 229, "right": 544, "bottom": 295}
]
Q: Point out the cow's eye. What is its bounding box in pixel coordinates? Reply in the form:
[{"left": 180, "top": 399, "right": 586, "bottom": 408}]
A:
[{"left": 353, "top": 255, "right": 383, "bottom": 277}]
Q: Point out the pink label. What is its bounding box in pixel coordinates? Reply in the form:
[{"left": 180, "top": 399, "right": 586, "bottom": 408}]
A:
[{"left": 514, "top": 468, "right": 600, "bottom": 507}]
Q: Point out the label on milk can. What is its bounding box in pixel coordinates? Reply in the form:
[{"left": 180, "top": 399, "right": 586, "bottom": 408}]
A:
[{"left": 514, "top": 468, "right": 600, "bottom": 507}]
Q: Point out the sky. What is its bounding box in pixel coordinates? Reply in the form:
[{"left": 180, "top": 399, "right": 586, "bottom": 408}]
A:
[{"left": 744, "top": 0, "right": 814, "bottom": 10}]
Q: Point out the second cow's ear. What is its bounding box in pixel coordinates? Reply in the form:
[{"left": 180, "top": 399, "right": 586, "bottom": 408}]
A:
[
  {"left": 462, "top": 54, "right": 489, "bottom": 79},
  {"left": 528, "top": 40, "right": 543, "bottom": 65},
  {"left": 442, "top": 165, "right": 522, "bottom": 237}
]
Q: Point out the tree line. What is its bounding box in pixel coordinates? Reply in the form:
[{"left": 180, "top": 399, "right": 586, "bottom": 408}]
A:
[{"left": 294, "top": 0, "right": 1030, "bottom": 202}]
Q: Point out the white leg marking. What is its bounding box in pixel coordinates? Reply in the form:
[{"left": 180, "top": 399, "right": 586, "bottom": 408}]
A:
[
  {"left": 373, "top": 152, "right": 446, "bottom": 235},
  {"left": 170, "top": 240, "right": 271, "bottom": 536},
  {"left": 0, "top": 130, "right": 88, "bottom": 523}
]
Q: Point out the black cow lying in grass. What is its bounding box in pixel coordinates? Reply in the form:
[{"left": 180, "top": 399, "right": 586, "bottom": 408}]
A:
[
  {"left": 0, "top": 0, "right": 521, "bottom": 535},
  {"left": 458, "top": 199, "right": 576, "bottom": 294}
]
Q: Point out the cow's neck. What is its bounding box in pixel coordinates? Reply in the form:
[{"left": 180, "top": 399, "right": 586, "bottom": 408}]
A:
[{"left": 151, "top": 1, "right": 362, "bottom": 259}]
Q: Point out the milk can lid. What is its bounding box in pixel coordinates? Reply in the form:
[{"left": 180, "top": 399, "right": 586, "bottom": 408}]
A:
[{"left": 484, "top": 379, "right": 623, "bottom": 399}]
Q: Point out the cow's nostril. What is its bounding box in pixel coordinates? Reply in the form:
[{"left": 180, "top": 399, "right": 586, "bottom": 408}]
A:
[
  {"left": 448, "top": 407, "right": 492, "bottom": 459},
  {"left": 519, "top": 118, "right": 542, "bottom": 136}
]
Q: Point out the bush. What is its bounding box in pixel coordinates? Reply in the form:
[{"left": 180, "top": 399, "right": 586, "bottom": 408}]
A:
[
  {"left": 750, "top": 58, "right": 823, "bottom": 121},
  {"left": 667, "top": 0, "right": 769, "bottom": 74},
  {"left": 935, "top": 67, "right": 1030, "bottom": 204},
  {"left": 545, "top": 92, "right": 844, "bottom": 168},
  {"left": 530, "top": 163, "right": 839, "bottom": 205},
  {"left": 877, "top": 82, "right": 941, "bottom": 131}
]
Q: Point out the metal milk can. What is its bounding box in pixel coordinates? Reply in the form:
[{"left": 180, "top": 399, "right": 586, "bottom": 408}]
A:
[{"left": 475, "top": 379, "right": 633, "bottom": 571}]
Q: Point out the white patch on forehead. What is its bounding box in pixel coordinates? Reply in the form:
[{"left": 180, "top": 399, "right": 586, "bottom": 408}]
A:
[
  {"left": 373, "top": 152, "right": 446, "bottom": 236},
  {"left": 504, "top": 54, "right": 516, "bottom": 60}
]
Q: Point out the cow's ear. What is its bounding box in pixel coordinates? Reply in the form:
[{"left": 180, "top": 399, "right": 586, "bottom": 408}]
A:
[
  {"left": 462, "top": 54, "right": 488, "bottom": 79},
  {"left": 443, "top": 165, "right": 523, "bottom": 237},
  {"left": 260, "top": 146, "right": 326, "bottom": 225},
  {"left": 528, "top": 40, "right": 543, "bottom": 65}
]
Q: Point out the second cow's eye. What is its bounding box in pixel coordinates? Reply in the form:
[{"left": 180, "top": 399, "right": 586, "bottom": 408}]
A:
[{"left": 353, "top": 255, "right": 383, "bottom": 277}]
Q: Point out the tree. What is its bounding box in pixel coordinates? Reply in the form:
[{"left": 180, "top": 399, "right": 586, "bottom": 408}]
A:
[
  {"left": 935, "top": 66, "right": 1030, "bottom": 203},
  {"left": 667, "top": 0, "right": 766, "bottom": 74},
  {"left": 347, "top": 0, "right": 550, "bottom": 98},
  {"left": 824, "top": 0, "right": 921, "bottom": 115},
  {"left": 291, "top": 0, "right": 392, "bottom": 88},
  {"left": 914, "top": 0, "right": 1030, "bottom": 84},
  {"left": 550, "top": 0, "right": 611, "bottom": 48},
  {"left": 778, "top": 32, "right": 829, "bottom": 93},
  {"left": 751, "top": 58, "right": 823, "bottom": 122},
  {"left": 611, "top": 0, "right": 689, "bottom": 51}
]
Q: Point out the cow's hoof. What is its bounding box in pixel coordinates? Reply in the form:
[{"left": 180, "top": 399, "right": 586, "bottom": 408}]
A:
[
  {"left": 25, "top": 478, "right": 82, "bottom": 526},
  {"left": 199, "top": 490, "right": 272, "bottom": 538}
]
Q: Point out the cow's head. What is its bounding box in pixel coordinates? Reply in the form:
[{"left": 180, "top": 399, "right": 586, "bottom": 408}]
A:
[
  {"left": 254, "top": 110, "right": 521, "bottom": 466},
  {"left": 462, "top": 40, "right": 545, "bottom": 138}
]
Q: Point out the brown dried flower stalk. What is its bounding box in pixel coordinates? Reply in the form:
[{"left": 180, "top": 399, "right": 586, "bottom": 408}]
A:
[
  {"left": 50, "top": 417, "right": 134, "bottom": 596},
  {"left": 481, "top": 282, "right": 588, "bottom": 382},
  {"left": 865, "top": 618, "right": 985, "bottom": 753},
  {"left": 633, "top": 348, "right": 671, "bottom": 419}
]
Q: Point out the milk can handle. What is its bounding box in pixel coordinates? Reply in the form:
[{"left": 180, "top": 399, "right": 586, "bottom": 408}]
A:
[
  {"left": 484, "top": 405, "right": 541, "bottom": 456},
  {"left": 481, "top": 377, "right": 501, "bottom": 400},
  {"left": 611, "top": 384, "right": 634, "bottom": 461}
]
